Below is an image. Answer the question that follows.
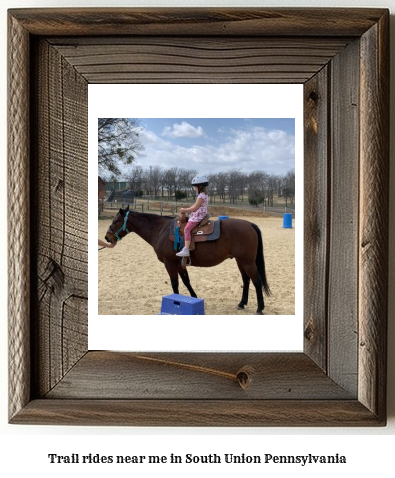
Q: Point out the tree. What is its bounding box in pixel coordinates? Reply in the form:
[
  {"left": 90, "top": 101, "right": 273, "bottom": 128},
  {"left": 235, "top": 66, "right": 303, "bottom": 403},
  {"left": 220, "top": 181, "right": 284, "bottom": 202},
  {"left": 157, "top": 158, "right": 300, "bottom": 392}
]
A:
[
  {"left": 267, "top": 174, "right": 280, "bottom": 207},
  {"left": 162, "top": 169, "right": 174, "bottom": 198},
  {"left": 228, "top": 169, "right": 243, "bottom": 204},
  {"left": 126, "top": 165, "right": 144, "bottom": 195},
  {"left": 148, "top": 165, "right": 163, "bottom": 199},
  {"left": 179, "top": 168, "right": 197, "bottom": 198},
  {"left": 214, "top": 172, "right": 228, "bottom": 202},
  {"left": 166, "top": 167, "right": 182, "bottom": 197},
  {"left": 248, "top": 171, "right": 268, "bottom": 207},
  {"left": 98, "top": 118, "right": 144, "bottom": 177},
  {"left": 175, "top": 190, "right": 187, "bottom": 201},
  {"left": 282, "top": 169, "right": 295, "bottom": 206}
]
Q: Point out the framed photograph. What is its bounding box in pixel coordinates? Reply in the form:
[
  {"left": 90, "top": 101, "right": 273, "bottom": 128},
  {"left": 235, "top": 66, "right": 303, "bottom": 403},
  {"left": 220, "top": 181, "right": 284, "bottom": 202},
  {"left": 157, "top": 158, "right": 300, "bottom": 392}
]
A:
[
  {"left": 90, "top": 84, "right": 303, "bottom": 352},
  {"left": 8, "top": 8, "right": 389, "bottom": 426}
]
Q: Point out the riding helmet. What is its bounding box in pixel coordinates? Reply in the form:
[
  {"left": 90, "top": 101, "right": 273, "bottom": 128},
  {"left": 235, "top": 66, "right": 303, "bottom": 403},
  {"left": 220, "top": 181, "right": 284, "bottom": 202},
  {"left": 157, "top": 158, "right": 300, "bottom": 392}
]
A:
[{"left": 191, "top": 175, "right": 209, "bottom": 187}]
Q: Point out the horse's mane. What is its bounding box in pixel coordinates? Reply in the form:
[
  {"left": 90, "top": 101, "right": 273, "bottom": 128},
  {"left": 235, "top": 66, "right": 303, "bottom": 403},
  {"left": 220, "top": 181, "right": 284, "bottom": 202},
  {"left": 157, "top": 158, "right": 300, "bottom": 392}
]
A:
[{"left": 129, "top": 210, "right": 174, "bottom": 221}]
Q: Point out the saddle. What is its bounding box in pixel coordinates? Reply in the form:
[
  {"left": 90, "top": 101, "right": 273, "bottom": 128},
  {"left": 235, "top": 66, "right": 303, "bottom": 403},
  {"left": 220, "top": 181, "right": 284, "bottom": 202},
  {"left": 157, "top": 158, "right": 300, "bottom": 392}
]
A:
[{"left": 169, "top": 214, "right": 221, "bottom": 252}]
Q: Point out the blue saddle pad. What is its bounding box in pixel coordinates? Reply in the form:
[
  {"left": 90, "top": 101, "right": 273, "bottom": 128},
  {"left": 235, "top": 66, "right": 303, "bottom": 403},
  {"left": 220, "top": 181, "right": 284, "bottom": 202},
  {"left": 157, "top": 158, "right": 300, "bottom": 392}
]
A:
[{"left": 170, "top": 219, "right": 221, "bottom": 241}]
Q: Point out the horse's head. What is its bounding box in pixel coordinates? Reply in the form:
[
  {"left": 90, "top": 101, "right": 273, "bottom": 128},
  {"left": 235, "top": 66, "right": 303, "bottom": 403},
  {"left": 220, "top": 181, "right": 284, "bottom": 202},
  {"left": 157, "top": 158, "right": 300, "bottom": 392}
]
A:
[{"left": 105, "top": 205, "right": 131, "bottom": 244}]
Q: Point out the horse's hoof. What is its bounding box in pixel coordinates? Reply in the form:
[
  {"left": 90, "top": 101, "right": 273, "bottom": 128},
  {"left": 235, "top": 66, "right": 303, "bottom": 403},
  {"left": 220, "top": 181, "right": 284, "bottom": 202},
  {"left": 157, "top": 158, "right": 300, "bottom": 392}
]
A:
[
  {"left": 237, "top": 304, "right": 245, "bottom": 310},
  {"left": 255, "top": 310, "right": 264, "bottom": 315}
]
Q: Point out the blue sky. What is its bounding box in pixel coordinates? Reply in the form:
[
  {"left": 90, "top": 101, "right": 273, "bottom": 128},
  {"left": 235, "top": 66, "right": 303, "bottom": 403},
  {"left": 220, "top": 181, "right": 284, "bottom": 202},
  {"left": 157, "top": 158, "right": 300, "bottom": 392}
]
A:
[{"left": 132, "top": 118, "right": 295, "bottom": 177}]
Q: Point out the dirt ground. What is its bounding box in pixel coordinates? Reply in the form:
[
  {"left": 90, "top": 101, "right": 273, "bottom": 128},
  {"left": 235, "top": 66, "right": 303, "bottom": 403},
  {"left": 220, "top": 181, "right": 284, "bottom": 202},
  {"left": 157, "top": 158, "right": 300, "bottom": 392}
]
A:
[{"left": 98, "top": 214, "right": 295, "bottom": 315}]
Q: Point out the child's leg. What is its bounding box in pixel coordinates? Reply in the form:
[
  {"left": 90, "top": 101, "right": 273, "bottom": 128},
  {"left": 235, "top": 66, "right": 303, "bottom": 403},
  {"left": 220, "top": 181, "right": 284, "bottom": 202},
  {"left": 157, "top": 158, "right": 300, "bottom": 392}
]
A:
[
  {"left": 176, "top": 221, "right": 199, "bottom": 255},
  {"left": 183, "top": 221, "right": 199, "bottom": 249}
]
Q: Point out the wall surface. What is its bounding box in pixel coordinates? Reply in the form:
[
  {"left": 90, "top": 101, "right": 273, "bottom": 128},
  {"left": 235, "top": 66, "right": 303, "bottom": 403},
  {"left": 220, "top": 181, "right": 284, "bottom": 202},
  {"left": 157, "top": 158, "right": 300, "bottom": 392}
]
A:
[{"left": 1, "top": 0, "right": 394, "bottom": 475}]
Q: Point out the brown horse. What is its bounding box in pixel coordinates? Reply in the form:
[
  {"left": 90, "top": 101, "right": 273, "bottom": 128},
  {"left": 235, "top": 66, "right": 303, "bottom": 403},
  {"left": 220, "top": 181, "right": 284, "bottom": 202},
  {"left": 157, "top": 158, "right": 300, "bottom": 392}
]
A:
[{"left": 105, "top": 205, "right": 271, "bottom": 314}]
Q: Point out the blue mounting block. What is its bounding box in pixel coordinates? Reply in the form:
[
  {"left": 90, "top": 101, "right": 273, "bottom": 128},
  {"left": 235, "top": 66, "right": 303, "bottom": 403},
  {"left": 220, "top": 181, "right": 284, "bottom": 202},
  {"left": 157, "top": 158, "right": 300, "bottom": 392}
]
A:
[{"left": 160, "top": 294, "right": 205, "bottom": 315}]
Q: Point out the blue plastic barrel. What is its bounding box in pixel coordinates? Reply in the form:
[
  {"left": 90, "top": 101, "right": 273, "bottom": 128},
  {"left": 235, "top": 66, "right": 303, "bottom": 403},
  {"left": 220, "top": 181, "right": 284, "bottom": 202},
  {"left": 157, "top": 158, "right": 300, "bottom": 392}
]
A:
[
  {"left": 218, "top": 215, "right": 229, "bottom": 220},
  {"left": 283, "top": 213, "right": 293, "bottom": 228}
]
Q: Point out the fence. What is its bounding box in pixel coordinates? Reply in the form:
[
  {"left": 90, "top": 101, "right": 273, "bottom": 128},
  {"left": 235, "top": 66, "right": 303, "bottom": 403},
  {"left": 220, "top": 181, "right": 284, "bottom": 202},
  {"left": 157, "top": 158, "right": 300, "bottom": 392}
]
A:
[
  {"left": 98, "top": 200, "right": 180, "bottom": 217},
  {"left": 98, "top": 200, "right": 144, "bottom": 217},
  {"left": 99, "top": 200, "right": 295, "bottom": 219}
]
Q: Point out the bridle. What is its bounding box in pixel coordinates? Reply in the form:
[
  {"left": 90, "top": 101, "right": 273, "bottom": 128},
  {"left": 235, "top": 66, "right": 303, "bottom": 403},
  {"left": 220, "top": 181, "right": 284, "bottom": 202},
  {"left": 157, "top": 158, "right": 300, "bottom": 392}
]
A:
[{"left": 107, "top": 210, "right": 131, "bottom": 242}]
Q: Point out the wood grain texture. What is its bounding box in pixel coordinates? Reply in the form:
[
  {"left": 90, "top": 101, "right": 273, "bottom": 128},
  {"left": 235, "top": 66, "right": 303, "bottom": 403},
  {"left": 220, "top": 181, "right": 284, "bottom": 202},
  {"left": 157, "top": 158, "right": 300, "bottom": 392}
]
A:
[
  {"left": 49, "top": 37, "right": 350, "bottom": 84},
  {"left": 8, "top": 7, "right": 387, "bottom": 37},
  {"left": 303, "top": 68, "right": 330, "bottom": 370},
  {"left": 30, "top": 39, "right": 88, "bottom": 398},
  {"left": 46, "top": 352, "right": 353, "bottom": 400},
  {"left": 358, "top": 12, "right": 389, "bottom": 420},
  {"left": 8, "top": 12, "right": 31, "bottom": 421},
  {"left": 327, "top": 39, "right": 360, "bottom": 396},
  {"left": 11, "top": 399, "right": 383, "bottom": 427},
  {"left": 7, "top": 8, "right": 389, "bottom": 426}
]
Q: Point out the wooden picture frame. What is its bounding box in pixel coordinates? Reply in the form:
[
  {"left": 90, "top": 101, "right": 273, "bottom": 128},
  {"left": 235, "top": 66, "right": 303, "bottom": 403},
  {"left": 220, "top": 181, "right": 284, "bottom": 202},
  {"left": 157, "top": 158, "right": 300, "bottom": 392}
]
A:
[{"left": 8, "top": 8, "right": 389, "bottom": 426}]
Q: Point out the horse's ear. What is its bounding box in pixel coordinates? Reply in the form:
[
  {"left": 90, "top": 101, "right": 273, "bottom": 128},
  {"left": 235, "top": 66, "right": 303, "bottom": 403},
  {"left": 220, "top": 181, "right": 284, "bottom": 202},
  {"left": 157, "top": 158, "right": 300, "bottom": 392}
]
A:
[
  {"left": 126, "top": 204, "right": 130, "bottom": 212},
  {"left": 119, "top": 208, "right": 125, "bottom": 217}
]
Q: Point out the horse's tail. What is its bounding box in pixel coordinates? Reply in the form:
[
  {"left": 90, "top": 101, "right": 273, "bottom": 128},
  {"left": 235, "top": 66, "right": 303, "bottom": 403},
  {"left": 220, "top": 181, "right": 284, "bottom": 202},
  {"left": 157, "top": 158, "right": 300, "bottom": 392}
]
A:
[{"left": 251, "top": 223, "right": 271, "bottom": 296}]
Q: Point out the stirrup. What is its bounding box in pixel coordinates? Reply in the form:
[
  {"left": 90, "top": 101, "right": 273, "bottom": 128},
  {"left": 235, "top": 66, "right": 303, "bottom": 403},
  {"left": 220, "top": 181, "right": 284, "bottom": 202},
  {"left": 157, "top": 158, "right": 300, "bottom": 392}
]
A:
[{"left": 181, "top": 256, "right": 191, "bottom": 268}]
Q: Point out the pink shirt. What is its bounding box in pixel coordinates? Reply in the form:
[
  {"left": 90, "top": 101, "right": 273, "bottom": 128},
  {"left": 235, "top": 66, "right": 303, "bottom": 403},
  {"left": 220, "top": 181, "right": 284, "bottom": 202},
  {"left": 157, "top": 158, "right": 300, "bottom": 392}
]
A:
[{"left": 189, "top": 192, "right": 208, "bottom": 222}]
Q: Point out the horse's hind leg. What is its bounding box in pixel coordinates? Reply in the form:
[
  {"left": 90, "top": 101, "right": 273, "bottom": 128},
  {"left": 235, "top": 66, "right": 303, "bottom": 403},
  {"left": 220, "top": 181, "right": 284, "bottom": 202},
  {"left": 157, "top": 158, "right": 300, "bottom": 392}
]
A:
[
  {"left": 242, "top": 263, "right": 265, "bottom": 315},
  {"left": 178, "top": 265, "right": 197, "bottom": 298},
  {"left": 236, "top": 260, "right": 250, "bottom": 310}
]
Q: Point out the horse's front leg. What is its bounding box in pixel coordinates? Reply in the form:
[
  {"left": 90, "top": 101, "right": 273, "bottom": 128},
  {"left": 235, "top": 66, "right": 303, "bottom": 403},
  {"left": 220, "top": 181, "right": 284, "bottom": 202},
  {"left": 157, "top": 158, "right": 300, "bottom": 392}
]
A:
[
  {"left": 178, "top": 265, "right": 197, "bottom": 298},
  {"left": 164, "top": 261, "right": 179, "bottom": 294}
]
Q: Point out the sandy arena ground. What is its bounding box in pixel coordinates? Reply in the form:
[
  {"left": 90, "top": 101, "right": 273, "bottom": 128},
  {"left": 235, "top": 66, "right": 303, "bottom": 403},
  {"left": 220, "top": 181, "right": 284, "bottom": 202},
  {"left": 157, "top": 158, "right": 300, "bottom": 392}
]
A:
[{"left": 98, "top": 214, "right": 295, "bottom": 315}]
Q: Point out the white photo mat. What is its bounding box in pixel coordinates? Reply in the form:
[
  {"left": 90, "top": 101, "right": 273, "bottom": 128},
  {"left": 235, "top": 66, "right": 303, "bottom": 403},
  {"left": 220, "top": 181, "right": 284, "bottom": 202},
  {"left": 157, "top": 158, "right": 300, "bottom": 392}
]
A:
[{"left": 88, "top": 84, "right": 303, "bottom": 352}]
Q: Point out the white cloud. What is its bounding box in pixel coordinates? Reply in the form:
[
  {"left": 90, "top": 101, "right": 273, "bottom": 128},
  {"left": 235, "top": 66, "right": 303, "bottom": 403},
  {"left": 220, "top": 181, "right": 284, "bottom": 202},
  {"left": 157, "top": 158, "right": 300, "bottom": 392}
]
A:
[
  {"left": 162, "top": 121, "right": 205, "bottom": 138},
  {"left": 127, "top": 124, "right": 295, "bottom": 178},
  {"left": 140, "top": 129, "right": 161, "bottom": 144}
]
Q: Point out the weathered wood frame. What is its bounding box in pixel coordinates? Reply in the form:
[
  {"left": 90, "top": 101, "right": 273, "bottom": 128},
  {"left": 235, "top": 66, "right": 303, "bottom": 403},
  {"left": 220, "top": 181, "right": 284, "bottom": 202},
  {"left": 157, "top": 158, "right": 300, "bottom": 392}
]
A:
[{"left": 8, "top": 8, "right": 389, "bottom": 426}]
